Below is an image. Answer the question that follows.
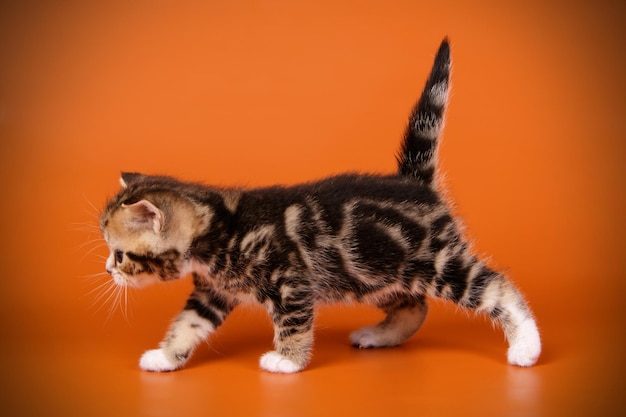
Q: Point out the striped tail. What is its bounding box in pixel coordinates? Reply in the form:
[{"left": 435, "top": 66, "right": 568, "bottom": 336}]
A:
[{"left": 397, "top": 38, "right": 451, "bottom": 185}]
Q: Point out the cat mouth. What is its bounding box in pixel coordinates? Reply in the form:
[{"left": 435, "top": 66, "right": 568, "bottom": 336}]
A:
[
  {"left": 110, "top": 271, "right": 130, "bottom": 287},
  {"left": 110, "top": 271, "right": 159, "bottom": 288}
]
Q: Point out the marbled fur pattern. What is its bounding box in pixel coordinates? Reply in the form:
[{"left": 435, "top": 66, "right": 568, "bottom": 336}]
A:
[{"left": 99, "top": 39, "right": 541, "bottom": 373}]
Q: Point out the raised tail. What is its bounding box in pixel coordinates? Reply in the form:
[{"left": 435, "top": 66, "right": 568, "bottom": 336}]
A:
[{"left": 397, "top": 38, "right": 451, "bottom": 185}]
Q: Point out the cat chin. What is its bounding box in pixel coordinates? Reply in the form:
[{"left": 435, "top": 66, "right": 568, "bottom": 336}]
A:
[
  {"left": 111, "top": 272, "right": 159, "bottom": 288},
  {"left": 111, "top": 272, "right": 127, "bottom": 286}
]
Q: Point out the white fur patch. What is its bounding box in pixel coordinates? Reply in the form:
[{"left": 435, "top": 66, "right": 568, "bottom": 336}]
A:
[
  {"left": 139, "top": 348, "right": 178, "bottom": 372},
  {"left": 507, "top": 319, "right": 541, "bottom": 367},
  {"left": 259, "top": 351, "right": 302, "bottom": 374}
]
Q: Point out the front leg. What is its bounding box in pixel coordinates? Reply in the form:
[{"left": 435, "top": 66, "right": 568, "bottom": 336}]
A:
[
  {"left": 260, "top": 282, "right": 315, "bottom": 374},
  {"left": 140, "top": 289, "right": 235, "bottom": 372}
]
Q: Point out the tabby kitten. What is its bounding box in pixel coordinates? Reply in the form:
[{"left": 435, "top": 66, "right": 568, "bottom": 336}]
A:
[{"left": 100, "top": 39, "right": 541, "bottom": 373}]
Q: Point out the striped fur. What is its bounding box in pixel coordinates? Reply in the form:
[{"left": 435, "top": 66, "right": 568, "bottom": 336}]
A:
[
  {"left": 397, "top": 38, "right": 450, "bottom": 185},
  {"left": 100, "top": 39, "right": 541, "bottom": 373}
]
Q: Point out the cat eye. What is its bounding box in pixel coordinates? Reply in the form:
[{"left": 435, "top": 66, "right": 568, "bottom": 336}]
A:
[{"left": 114, "top": 250, "right": 124, "bottom": 264}]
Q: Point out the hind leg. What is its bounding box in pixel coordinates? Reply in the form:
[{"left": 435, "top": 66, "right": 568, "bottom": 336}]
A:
[
  {"left": 475, "top": 274, "right": 541, "bottom": 367},
  {"left": 350, "top": 295, "right": 428, "bottom": 349},
  {"left": 448, "top": 262, "right": 541, "bottom": 367}
]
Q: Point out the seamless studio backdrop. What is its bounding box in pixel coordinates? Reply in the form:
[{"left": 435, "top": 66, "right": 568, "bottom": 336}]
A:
[{"left": 0, "top": 1, "right": 625, "bottom": 416}]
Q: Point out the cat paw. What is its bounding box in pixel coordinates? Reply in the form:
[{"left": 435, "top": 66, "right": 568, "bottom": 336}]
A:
[
  {"left": 350, "top": 327, "right": 382, "bottom": 349},
  {"left": 507, "top": 319, "right": 541, "bottom": 367},
  {"left": 139, "top": 349, "right": 179, "bottom": 372},
  {"left": 259, "top": 351, "right": 303, "bottom": 374}
]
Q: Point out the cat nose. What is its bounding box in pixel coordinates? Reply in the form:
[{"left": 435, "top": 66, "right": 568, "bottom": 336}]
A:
[{"left": 106, "top": 267, "right": 113, "bottom": 275}]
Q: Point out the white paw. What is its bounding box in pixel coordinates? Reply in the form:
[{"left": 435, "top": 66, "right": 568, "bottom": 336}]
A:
[
  {"left": 507, "top": 319, "right": 542, "bottom": 367},
  {"left": 259, "top": 351, "right": 303, "bottom": 374},
  {"left": 139, "top": 348, "right": 178, "bottom": 372},
  {"left": 350, "top": 327, "right": 381, "bottom": 348}
]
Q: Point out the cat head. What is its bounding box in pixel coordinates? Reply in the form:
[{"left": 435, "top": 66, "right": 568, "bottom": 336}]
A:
[{"left": 99, "top": 172, "right": 211, "bottom": 287}]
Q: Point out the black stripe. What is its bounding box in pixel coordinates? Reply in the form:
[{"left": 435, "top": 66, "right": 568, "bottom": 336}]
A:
[
  {"left": 439, "top": 256, "right": 469, "bottom": 302},
  {"left": 126, "top": 249, "right": 180, "bottom": 278},
  {"left": 184, "top": 298, "right": 223, "bottom": 327},
  {"left": 403, "top": 259, "right": 436, "bottom": 287},
  {"left": 274, "top": 299, "right": 313, "bottom": 316},
  {"left": 279, "top": 327, "right": 301, "bottom": 339},
  {"left": 317, "top": 247, "right": 370, "bottom": 298},
  {"left": 207, "top": 291, "right": 231, "bottom": 313},
  {"left": 489, "top": 306, "right": 504, "bottom": 320},
  {"left": 465, "top": 267, "right": 496, "bottom": 309},
  {"left": 431, "top": 214, "right": 452, "bottom": 235},
  {"left": 282, "top": 314, "right": 312, "bottom": 328}
]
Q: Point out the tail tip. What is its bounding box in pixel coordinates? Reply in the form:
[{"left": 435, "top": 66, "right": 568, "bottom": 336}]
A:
[{"left": 436, "top": 37, "right": 451, "bottom": 66}]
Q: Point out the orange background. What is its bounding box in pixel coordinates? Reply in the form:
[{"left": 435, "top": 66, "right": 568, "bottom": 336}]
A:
[{"left": 1, "top": 1, "right": 625, "bottom": 416}]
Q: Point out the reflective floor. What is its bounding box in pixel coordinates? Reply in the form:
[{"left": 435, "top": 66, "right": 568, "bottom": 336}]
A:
[
  {"left": 2, "top": 301, "right": 623, "bottom": 416},
  {"left": 1, "top": 1, "right": 624, "bottom": 416}
]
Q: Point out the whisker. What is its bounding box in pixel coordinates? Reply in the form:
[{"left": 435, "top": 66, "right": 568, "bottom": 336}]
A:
[
  {"left": 75, "top": 242, "right": 107, "bottom": 262},
  {"left": 85, "top": 279, "right": 114, "bottom": 296},
  {"left": 71, "top": 222, "right": 102, "bottom": 232},
  {"left": 74, "top": 238, "right": 103, "bottom": 248},
  {"left": 121, "top": 286, "right": 132, "bottom": 323},
  {"left": 78, "top": 242, "right": 108, "bottom": 263},
  {"left": 75, "top": 245, "right": 106, "bottom": 262},
  {"left": 103, "top": 286, "right": 122, "bottom": 323},
  {"left": 75, "top": 237, "right": 106, "bottom": 250},
  {"left": 91, "top": 281, "right": 116, "bottom": 304},
  {"left": 205, "top": 339, "right": 224, "bottom": 357},
  {"left": 82, "top": 194, "right": 103, "bottom": 221},
  {"left": 81, "top": 271, "right": 108, "bottom": 283},
  {"left": 84, "top": 270, "right": 135, "bottom": 325},
  {"left": 90, "top": 287, "right": 117, "bottom": 317},
  {"left": 109, "top": 286, "right": 127, "bottom": 324},
  {"left": 82, "top": 272, "right": 109, "bottom": 282},
  {"left": 123, "top": 286, "right": 128, "bottom": 319},
  {"left": 78, "top": 247, "right": 107, "bottom": 262}
]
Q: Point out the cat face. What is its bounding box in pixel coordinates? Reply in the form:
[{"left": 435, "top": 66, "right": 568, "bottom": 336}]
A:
[
  {"left": 100, "top": 175, "right": 210, "bottom": 288},
  {"left": 102, "top": 200, "right": 163, "bottom": 287}
]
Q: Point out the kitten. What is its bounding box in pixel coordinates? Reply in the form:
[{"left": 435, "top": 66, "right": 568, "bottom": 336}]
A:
[{"left": 99, "top": 39, "right": 541, "bottom": 373}]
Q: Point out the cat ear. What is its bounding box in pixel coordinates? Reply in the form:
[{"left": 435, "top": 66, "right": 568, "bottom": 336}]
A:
[
  {"left": 121, "top": 199, "right": 164, "bottom": 233},
  {"left": 120, "top": 172, "right": 142, "bottom": 188}
]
